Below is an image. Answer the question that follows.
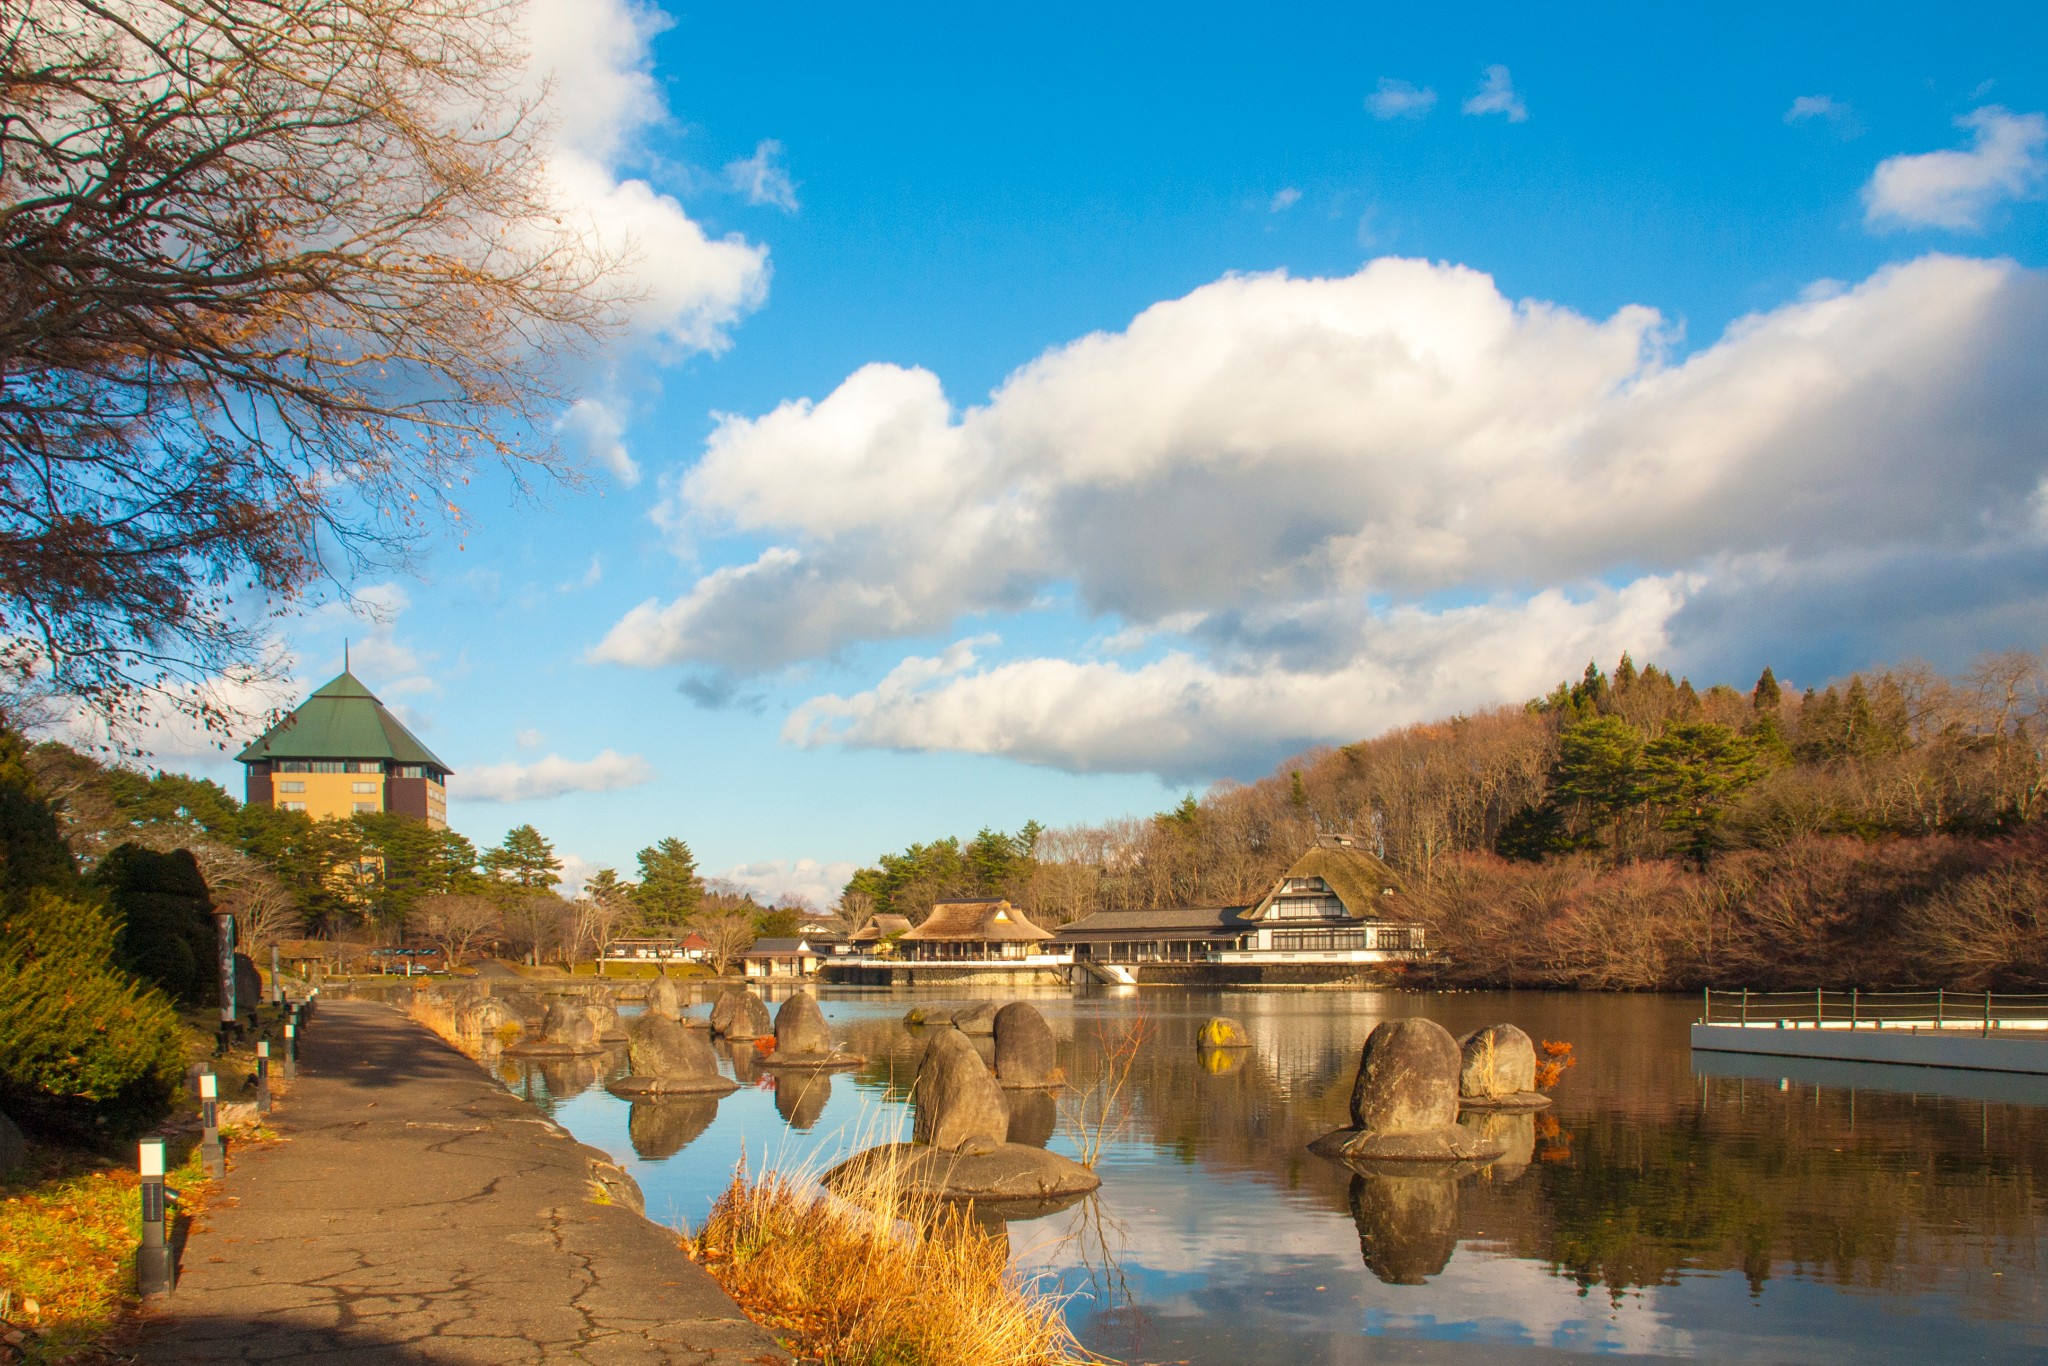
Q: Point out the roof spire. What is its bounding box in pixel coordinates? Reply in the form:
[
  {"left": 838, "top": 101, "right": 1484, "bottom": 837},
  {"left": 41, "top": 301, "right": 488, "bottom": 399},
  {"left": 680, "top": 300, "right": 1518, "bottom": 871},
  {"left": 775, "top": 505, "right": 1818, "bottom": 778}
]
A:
[{"left": 344, "top": 638, "right": 350, "bottom": 673}]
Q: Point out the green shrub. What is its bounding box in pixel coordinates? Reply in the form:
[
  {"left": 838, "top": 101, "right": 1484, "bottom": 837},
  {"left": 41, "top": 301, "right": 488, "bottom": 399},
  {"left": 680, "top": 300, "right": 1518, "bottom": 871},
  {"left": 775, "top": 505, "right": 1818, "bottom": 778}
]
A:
[
  {"left": 95, "top": 843, "right": 217, "bottom": 1005},
  {"left": 0, "top": 887, "right": 184, "bottom": 1138}
]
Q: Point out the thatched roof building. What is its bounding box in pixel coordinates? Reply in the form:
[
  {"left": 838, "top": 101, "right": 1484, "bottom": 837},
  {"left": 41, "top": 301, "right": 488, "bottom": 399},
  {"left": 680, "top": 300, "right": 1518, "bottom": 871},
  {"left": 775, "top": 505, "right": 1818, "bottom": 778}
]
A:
[
  {"left": 896, "top": 899, "right": 1053, "bottom": 961},
  {"left": 851, "top": 913, "right": 913, "bottom": 944}
]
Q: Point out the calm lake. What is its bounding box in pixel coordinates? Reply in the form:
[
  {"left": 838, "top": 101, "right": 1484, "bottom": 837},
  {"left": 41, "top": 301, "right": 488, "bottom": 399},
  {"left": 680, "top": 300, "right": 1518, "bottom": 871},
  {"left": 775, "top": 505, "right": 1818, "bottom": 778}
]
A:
[{"left": 494, "top": 989, "right": 2048, "bottom": 1364}]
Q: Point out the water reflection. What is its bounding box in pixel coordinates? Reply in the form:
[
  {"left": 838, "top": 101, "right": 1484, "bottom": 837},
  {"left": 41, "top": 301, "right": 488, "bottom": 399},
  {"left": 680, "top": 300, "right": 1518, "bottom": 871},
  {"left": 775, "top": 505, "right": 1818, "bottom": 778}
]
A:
[
  {"left": 495, "top": 990, "right": 2048, "bottom": 1364},
  {"left": 629, "top": 1097, "right": 718, "bottom": 1159},
  {"left": 773, "top": 1071, "right": 832, "bottom": 1130},
  {"left": 1348, "top": 1167, "right": 1461, "bottom": 1284}
]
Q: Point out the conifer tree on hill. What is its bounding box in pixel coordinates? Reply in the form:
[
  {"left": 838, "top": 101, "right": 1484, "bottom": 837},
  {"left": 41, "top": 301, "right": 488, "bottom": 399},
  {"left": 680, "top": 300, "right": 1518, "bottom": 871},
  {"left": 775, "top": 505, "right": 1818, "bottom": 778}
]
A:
[{"left": 632, "top": 837, "right": 702, "bottom": 929}]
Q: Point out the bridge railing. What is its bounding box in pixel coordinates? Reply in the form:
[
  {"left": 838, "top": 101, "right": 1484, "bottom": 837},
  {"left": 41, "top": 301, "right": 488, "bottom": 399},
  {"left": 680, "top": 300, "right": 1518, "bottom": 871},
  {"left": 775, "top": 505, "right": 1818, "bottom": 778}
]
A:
[{"left": 1701, "top": 988, "right": 2048, "bottom": 1030}]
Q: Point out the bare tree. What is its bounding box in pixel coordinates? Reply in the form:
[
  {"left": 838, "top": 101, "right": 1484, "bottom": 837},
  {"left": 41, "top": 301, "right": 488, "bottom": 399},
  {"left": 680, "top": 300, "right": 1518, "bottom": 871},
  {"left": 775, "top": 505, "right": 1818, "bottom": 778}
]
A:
[
  {"left": 415, "top": 893, "right": 503, "bottom": 968},
  {"left": 1, "top": 0, "right": 617, "bottom": 730},
  {"left": 696, "top": 911, "right": 755, "bottom": 976}
]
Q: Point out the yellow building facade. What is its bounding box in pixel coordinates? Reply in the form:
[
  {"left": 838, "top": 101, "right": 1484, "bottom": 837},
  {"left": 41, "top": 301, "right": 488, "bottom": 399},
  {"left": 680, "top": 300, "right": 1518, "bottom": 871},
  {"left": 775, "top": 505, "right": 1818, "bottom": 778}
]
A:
[{"left": 237, "top": 671, "right": 452, "bottom": 828}]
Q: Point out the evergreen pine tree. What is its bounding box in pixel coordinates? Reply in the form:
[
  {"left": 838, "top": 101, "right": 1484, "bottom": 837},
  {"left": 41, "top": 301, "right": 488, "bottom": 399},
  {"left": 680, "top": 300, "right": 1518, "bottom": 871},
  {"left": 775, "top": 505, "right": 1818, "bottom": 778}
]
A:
[
  {"left": 1752, "top": 666, "right": 1782, "bottom": 710},
  {"left": 632, "top": 837, "right": 702, "bottom": 928}
]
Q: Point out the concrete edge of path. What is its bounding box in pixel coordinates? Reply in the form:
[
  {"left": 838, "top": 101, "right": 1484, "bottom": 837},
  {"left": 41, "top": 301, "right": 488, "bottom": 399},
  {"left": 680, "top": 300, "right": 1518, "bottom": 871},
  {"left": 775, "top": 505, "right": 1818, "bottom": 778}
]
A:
[{"left": 139, "top": 998, "right": 791, "bottom": 1365}]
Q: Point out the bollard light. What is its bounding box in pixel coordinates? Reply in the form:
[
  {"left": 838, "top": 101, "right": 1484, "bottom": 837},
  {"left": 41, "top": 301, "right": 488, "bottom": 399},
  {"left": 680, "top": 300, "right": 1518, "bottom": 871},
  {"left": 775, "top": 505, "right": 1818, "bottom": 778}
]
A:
[
  {"left": 256, "top": 1041, "right": 272, "bottom": 1114},
  {"left": 284, "top": 1020, "right": 298, "bottom": 1079},
  {"left": 138, "top": 1136, "right": 173, "bottom": 1296},
  {"left": 198, "top": 1070, "right": 224, "bottom": 1179}
]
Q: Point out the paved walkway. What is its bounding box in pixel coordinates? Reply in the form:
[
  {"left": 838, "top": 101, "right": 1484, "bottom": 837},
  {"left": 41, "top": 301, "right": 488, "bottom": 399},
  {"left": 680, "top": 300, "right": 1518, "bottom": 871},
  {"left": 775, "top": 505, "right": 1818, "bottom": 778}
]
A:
[{"left": 140, "top": 1000, "right": 787, "bottom": 1365}]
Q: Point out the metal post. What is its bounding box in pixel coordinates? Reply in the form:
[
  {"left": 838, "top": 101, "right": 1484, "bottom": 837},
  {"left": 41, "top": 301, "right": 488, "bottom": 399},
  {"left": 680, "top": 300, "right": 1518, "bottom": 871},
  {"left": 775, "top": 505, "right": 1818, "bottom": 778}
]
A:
[
  {"left": 256, "top": 1041, "right": 272, "bottom": 1113},
  {"left": 1850, "top": 987, "right": 1859, "bottom": 1029},
  {"left": 216, "top": 912, "right": 237, "bottom": 1051},
  {"left": 1740, "top": 988, "right": 1749, "bottom": 1025},
  {"left": 271, "top": 944, "right": 283, "bottom": 1009},
  {"left": 1816, "top": 986, "right": 1824, "bottom": 1028},
  {"left": 1937, "top": 986, "right": 1945, "bottom": 1027},
  {"left": 199, "top": 1071, "right": 223, "bottom": 1179},
  {"left": 137, "top": 1136, "right": 173, "bottom": 1296},
  {"left": 284, "top": 1019, "right": 298, "bottom": 1080},
  {"left": 1985, "top": 990, "right": 1994, "bottom": 1038},
  {"left": 1702, "top": 986, "right": 1711, "bottom": 1024}
]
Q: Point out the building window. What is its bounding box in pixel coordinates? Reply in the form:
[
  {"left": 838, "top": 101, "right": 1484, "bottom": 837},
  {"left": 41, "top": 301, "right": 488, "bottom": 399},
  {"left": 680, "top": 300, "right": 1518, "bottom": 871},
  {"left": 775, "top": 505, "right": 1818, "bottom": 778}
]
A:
[
  {"left": 396, "top": 764, "right": 425, "bottom": 778},
  {"left": 1273, "top": 928, "right": 1368, "bottom": 952},
  {"left": 277, "top": 760, "right": 310, "bottom": 772},
  {"left": 1270, "top": 895, "right": 1343, "bottom": 919},
  {"left": 351, "top": 781, "right": 377, "bottom": 794},
  {"left": 282, "top": 801, "right": 307, "bottom": 812},
  {"left": 1374, "top": 927, "right": 1419, "bottom": 952},
  {"left": 279, "top": 781, "right": 306, "bottom": 793},
  {"left": 353, "top": 801, "right": 378, "bottom": 813},
  {"left": 351, "top": 761, "right": 382, "bottom": 774}
]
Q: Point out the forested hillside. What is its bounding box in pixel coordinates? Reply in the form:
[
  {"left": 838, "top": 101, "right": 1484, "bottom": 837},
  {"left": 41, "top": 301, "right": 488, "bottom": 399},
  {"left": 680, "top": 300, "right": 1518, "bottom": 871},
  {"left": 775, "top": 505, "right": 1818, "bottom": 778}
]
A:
[{"left": 845, "top": 652, "right": 2048, "bottom": 989}]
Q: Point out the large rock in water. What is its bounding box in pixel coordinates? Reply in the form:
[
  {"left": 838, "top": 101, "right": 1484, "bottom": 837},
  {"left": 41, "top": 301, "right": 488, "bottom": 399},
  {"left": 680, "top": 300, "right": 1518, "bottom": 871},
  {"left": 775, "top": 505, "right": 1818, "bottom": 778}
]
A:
[
  {"left": 1196, "top": 1016, "right": 1251, "bottom": 1049},
  {"left": 1308, "top": 1019, "right": 1507, "bottom": 1163},
  {"left": 764, "top": 991, "right": 865, "bottom": 1069},
  {"left": 583, "top": 998, "right": 626, "bottom": 1041},
  {"left": 709, "top": 989, "right": 772, "bottom": 1040},
  {"left": 992, "top": 1002, "right": 1060, "bottom": 1088},
  {"left": 611, "top": 1014, "right": 737, "bottom": 1096},
  {"left": 952, "top": 1002, "right": 999, "bottom": 1036},
  {"left": 508, "top": 997, "right": 602, "bottom": 1055},
  {"left": 913, "top": 1029, "right": 1010, "bottom": 1151},
  {"left": 1456, "top": 1024, "right": 1551, "bottom": 1111},
  {"left": 645, "top": 976, "right": 683, "bottom": 1019}
]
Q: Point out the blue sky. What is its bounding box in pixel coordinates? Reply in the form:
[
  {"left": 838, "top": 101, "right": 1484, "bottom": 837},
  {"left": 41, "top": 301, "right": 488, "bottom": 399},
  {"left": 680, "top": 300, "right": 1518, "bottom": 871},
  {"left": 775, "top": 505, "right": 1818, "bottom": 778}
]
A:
[{"left": 131, "top": 1, "right": 2048, "bottom": 904}]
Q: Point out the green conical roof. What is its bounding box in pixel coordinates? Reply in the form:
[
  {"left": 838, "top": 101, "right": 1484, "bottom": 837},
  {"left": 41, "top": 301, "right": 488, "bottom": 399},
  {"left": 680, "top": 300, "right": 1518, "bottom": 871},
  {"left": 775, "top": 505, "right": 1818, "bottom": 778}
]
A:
[{"left": 235, "top": 670, "right": 451, "bottom": 773}]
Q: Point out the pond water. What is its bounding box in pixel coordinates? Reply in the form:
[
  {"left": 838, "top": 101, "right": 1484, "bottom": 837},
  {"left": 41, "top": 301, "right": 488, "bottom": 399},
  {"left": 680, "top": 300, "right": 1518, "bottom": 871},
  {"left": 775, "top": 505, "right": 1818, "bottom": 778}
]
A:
[{"left": 494, "top": 989, "right": 2048, "bottom": 1364}]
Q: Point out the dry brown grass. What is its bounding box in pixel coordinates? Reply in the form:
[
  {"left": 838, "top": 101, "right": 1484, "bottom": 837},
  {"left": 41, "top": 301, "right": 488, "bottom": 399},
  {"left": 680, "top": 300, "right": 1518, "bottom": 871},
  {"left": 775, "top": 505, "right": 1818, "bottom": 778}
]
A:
[{"left": 687, "top": 1151, "right": 1095, "bottom": 1366}]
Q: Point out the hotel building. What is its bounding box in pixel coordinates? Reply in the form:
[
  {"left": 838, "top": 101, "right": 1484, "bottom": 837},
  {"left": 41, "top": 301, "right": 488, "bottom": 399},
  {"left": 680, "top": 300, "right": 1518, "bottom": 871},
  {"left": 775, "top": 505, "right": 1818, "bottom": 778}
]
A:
[{"left": 236, "top": 670, "right": 452, "bottom": 827}]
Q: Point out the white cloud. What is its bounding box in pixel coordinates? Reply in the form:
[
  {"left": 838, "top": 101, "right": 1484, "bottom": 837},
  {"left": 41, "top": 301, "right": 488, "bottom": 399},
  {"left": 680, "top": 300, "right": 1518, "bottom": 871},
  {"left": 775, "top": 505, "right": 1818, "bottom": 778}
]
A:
[
  {"left": 461, "top": 749, "right": 657, "bottom": 802},
  {"left": 1863, "top": 107, "right": 2048, "bottom": 230},
  {"left": 715, "top": 858, "right": 861, "bottom": 910},
  {"left": 1786, "top": 94, "right": 1850, "bottom": 126},
  {"left": 602, "top": 252, "right": 2048, "bottom": 777},
  {"left": 556, "top": 397, "right": 640, "bottom": 486},
  {"left": 514, "top": 0, "right": 768, "bottom": 385},
  {"left": 784, "top": 580, "right": 1684, "bottom": 778},
  {"left": 1366, "top": 79, "right": 1437, "bottom": 121},
  {"left": 1269, "top": 187, "right": 1302, "bottom": 212},
  {"left": 1462, "top": 65, "right": 1527, "bottom": 122},
  {"left": 57, "top": 658, "right": 302, "bottom": 761},
  {"left": 515, "top": 728, "right": 545, "bottom": 750},
  {"left": 724, "top": 139, "right": 800, "bottom": 213}
]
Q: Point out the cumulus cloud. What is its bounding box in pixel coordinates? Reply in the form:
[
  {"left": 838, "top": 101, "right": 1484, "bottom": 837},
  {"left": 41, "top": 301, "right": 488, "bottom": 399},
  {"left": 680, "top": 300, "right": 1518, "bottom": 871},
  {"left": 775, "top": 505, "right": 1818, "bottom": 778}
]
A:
[
  {"left": 601, "top": 252, "right": 2048, "bottom": 776},
  {"left": 1367, "top": 79, "right": 1437, "bottom": 121},
  {"left": 556, "top": 397, "right": 639, "bottom": 486},
  {"left": 1864, "top": 107, "right": 2048, "bottom": 230},
  {"left": 724, "top": 139, "right": 800, "bottom": 212},
  {"left": 461, "top": 749, "right": 656, "bottom": 802},
  {"left": 1785, "top": 94, "right": 1859, "bottom": 135},
  {"left": 1269, "top": 187, "right": 1302, "bottom": 212},
  {"left": 716, "top": 858, "right": 861, "bottom": 910},
  {"left": 521, "top": 0, "right": 768, "bottom": 351},
  {"left": 785, "top": 581, "right": 1685, "bottom": 779},
  {"left": 1462, "top": 65, "right": 1527, "bottom": 122}
]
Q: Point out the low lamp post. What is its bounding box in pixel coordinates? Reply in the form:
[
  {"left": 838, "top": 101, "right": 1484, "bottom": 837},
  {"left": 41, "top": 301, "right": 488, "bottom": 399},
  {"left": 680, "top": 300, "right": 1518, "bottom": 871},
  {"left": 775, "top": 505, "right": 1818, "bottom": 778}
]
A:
[
  {"left": 256, "top": 1040, "right": 272, "bottom": 1113},
  {"left": 138, "top": 1136, "right": 173, "bottom": 1296},
  {"left": 198, "top": 1071, "right": 224, "bottom": 1179},
  {"left": 284, "top": 1018, "right": 298, "bottom": 1080}
]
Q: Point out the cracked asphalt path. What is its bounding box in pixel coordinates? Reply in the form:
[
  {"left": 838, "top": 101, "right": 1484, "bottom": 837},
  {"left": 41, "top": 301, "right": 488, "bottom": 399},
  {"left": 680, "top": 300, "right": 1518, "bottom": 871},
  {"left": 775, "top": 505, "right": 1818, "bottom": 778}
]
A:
[{"left": 140, "top": 999, "right": 787, "bottom": 1365}]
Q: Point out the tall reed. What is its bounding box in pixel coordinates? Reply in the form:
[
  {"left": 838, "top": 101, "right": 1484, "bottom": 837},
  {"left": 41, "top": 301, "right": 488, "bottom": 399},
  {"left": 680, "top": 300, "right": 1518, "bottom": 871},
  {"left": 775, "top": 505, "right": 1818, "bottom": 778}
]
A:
[{"left": 688, "top": 1143, "right": 1095, "bottom": 1366}]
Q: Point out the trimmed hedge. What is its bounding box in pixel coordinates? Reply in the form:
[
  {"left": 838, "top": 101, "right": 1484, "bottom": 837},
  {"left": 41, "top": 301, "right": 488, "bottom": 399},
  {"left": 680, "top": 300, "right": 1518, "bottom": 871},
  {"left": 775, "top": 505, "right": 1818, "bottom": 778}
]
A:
[
  {"left": 96, "top": 843, "right": 217, "bottom": 1006},
  {"left": 0, "top": 728, "right": 185, "bottom": 1138}
]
